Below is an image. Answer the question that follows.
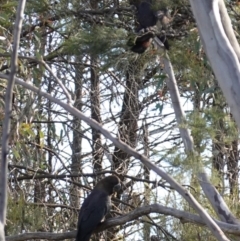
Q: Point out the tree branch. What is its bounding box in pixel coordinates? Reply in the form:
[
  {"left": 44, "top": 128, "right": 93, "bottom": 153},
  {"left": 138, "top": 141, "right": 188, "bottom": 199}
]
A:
[
  {"left": 189, "top": 0, "right": 240, "bottom": 131},
  {"left": 0, "top": 1, "right": 26, "bottom": 241},
  {"left": 6, "top": 204, "right": 240, "bottom": 241},
  {"left": 198, "top": 172, "right": 240, "bottom": 225},
  {"left": 218, "top": 0, "right": 240, "bottom": 61},
  {"left": 162, "top": 54, "right": 194, "bottom": 153}
]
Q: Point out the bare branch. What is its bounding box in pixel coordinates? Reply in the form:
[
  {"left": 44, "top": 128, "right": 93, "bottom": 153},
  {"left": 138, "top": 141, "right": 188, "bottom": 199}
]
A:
[
  {"left": 41, "top": 59, "right": 73, "bottom": 104},
  {"left": 6, "top": 231, "right": 76, "bottom": 241},
  {"left": 218, "top": 0, "right": 240, "bottom": 61},
  {"left": 0, "top": 1, "right": 26, "bottom": 240},
  {"left": 162, "top": 54, "right": 194, "bottom": 153},
  {"left": 6, "top": 204, "right": 240, "bottom": 241},
  {"left": 198, "top": 172, "right": 240, "bottom": 225}
]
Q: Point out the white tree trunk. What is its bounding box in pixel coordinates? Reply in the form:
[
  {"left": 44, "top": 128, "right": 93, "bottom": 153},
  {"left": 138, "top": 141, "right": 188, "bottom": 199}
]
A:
[{"left": 189, "top": 0, "right": 240, "bottom": 130}]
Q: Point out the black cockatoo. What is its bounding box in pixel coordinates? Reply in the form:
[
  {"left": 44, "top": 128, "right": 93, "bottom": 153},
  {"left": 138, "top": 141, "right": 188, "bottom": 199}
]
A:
[
  {"left": 130, "top": 31, "right": 169, "bottom": 54},
  {"left": 129, "top": 0, "right": 170, "bottom": 53},
  {"left": 135, "top": 0, "right": 157, "bottom": 30},
  {"left": 76, "top": 175, "right": 121, "bottom": 241},
  {"left": 130, "top": 32, "right": 154, "bottom": 54}
]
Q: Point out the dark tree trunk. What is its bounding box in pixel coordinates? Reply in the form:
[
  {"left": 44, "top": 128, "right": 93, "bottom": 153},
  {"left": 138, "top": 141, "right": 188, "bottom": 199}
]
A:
[
  {"left": 113, "top": 68, "right": 141, "bottom": 171},
  {"left": 90, "top": 58, "right": 103, "bottom": 172},
  {"left": 70, "top": 56, "right": 84, "bottom": 229}
]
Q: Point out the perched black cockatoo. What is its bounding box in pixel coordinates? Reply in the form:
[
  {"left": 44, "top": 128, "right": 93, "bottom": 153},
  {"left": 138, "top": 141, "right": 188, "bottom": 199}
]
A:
[
  {"left": 135, "top": 0, "right": 157, "bottom": 30},
  {"left": 76, "top": 175, "right": 121, "bottom": 241},
  {"left": 129, "top": 0, "right": 170, "bottom": 53},
  {"left": 130, "top": 31, "right": 169, "bottom": 54},
  {"left": 130, "top": 32, "right": 154, "bottom": 54}
]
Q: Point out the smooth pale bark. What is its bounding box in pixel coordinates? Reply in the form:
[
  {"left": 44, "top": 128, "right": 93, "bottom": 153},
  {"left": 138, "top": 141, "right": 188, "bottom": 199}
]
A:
[
  {"left": 198, "top": 172, "right": 240, "bottom": 225},
  {"left": 218, "top": 0, "right": 240, "bottom": 61},
  {"left": 162, "top": 54, "right": 194, "bottom": 153},
  {"left": 0, "top": 1, "right": 26, "bottom": 241},
  {"left": 189, "top": 0, "right": 240, "bottom": 130},
  {"left": 153, "top": 37, "right": 194, "bottom": 153}
]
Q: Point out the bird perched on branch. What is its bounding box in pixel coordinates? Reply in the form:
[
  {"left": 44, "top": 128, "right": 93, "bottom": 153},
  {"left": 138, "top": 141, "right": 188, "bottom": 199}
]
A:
[
  {"left": 129, "top": 31, "right": 154, "bottom": 54},
  {"left": 76, "top": 175, "right": 121, "bottom": 241},
  {"left": 129, "top": 31, "right": 169, "bottom": 54},
  {"left": 129, "top": 0, "right": 171, "bottom": 53}
]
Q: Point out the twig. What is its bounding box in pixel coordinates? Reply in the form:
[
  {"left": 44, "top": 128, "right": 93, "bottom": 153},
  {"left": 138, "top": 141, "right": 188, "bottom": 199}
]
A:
[{"left": 41, "top": 59, "right": 73, "bottom": 104}]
